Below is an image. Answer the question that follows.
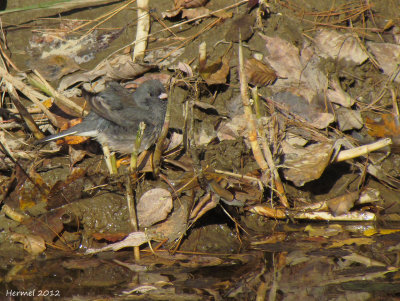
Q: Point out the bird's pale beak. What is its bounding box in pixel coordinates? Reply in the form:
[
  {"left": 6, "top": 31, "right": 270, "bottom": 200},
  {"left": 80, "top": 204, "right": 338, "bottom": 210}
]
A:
[{"left": 159, "top": 92, "right": 168, "bottom": 100}]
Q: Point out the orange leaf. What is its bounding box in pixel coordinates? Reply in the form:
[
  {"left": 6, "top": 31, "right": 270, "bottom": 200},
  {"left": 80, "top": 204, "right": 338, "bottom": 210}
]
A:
[
  {"left": 56, "top": 118, "right": 90, "bottom": 145},
  {"left": 365, "top": 114, "right": 400, "bottom": 138}
]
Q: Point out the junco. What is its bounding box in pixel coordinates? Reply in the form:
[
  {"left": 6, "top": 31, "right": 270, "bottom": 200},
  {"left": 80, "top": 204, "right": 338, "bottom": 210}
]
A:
[{"left": 38, "top": 80, "right": 168, "bottom": 154}]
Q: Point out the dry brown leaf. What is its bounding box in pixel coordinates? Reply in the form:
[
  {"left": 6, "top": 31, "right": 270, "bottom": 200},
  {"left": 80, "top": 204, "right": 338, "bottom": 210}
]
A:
[
  {"left": 270, "top": 91, "right": 334, "bottom": 129},
  {"left": 225, "top": 14, "right": 255, "bottom": 42},
  {"left": 199, "top": 51, "right": 231, "bottom": 85},
  {"left": 161, "top": 7, "right": 182, "bottom": 19},
  {"left": 190, "top": 193, "right": 220, "bottom": 223},
  {"left": 328, "top": 237, "right": 373, "bottom": 248},
  {"left": 175, "top": 0, "right": 208, "bottom": 9},
  {"left": 304, "top": 224, "right": 343, "bottom": 238},
  {"left": 212, "top": 10, "right": 233, "bottom": 19},
  {"left": 69, "top": 147, "right": 89, "bottom": 166},
  {"left": 125, "top": 73, "right": 171, "bottom": 88},
  {"left": 245, "top": 58, "right": 277, "bottom": 86},
  {"left": 8, "top": 165, "right": 49, "bottom": 211},
  {"left": 260, "top": 34, "right": 328, "bottom": 100},
  {"left": 251, "top": 232, "right": 287, "bottom": 244},
  {"left": 29, "top": 55, "right": 81, "bottom": 81},
  {"left": 217, "top": 114, "right": 247, "bottom": 141},
  {"left": 327, "top": 78, "right": 355, "bottom": 107},
  {"left": 167, "top": 132, "right": 183, "bottom": 151},
  {"left": 282, "top": 142, "right": 334, "bottom": 187},
  {"left": 146, "top": 196, "right": 190, "bottom": 242},
  {"left": 86, "top": 232, "right": 148, "bottom": 254},
  {"left": 100, "top": 55, "right": 156, "bottom": 80},
  {"left": 137, "top": 188, "right": 173, "bottom": 227},
  {"left": 47, "top": 168, "right": 85, "bottom": 209},
  {"left": 177, "top": 62, "right": 194, "bottom": 77},
  {"left": 248, "top": 205, "right": 286, "bottom": 219},
  {"left": 327, "top": 191, "right": 359, "bottom": 216},
  {"left": 336, "top": 107, "right": 363, "bottom": 131},
  {"left": 58, "top": 55, "right": 155, "bottom": 90},
  {"left": 365, "top": 114, "right": 400, "bottom": 138},
  {"left": 11, "top": 233, "right": 46, "bottom": 255},
  {"left": 314, "top": 30, "right": 368, "bottom": 65},
  {"left": 92, "top": 232, "right": 127, "bottom": 242},
  {"left": 182, "top": 7, "right": 211, "bottom": 19},
  {"left": 260, "top": 34, "right": 302, "bottom": 81},
  {"left": 367, "top": 42, "right": 400, "bottom": 82}
]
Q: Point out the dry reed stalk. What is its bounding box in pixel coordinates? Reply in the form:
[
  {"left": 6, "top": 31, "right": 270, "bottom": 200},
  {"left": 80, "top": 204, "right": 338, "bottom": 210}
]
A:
[
  {"left": 5, "top": 83, "right": 44, "bottom": 140},
  {"left": 133, "top": 0, "right": 149, "bottom": 62},
  {"left": 31, "top": 70, "right": 87, "bottom": 115},
  {"left": 335, "top": 138, "right": 392, "bottom": 162},
  {"left": 238, "top": 39, "right": 289, "bottom": 208},
  {"left": 0, "top": 66, "right": 58, "bottom": 126},
  {"left": 107, "top": 1, "right": 248, "bottom": 61}
]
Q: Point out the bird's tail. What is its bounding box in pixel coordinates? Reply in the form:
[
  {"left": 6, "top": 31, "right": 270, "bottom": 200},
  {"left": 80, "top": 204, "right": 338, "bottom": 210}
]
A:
[{"left": 35, "top": 127, "right": 80, "bottom": 144}]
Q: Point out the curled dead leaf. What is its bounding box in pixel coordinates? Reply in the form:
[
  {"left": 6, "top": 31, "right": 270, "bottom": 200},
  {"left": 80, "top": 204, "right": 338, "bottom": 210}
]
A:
[
  {"left": 248, "top": 205, "right": 286, "bottom": 219},
  {"left": 225, "top": 14, "right": 255, "bottom": 42},
  {"left": 29, "top": 55, "right": 81, "bottom": 81},
  {"left": 245, "top": 58, "right": 277, "bottom": 86},
  {"left": 282, "top": 142, "right": 334, "bottom": 187},
  {"left": 199, "top": 50, "right": 232, "bottom": 85},
  {"left": 137, "top": 188, "right": 173, "bottom": 227},
  {"left": 367, "top": 42, "right": 400, "bottom": 82},
  {"left": 327, "top": 191, "right": 359, "bottom": 216},
  {"left": 175, "top": 0, "right": 208, "bottom": 9},
  {"left": 11, "top": 233, "right": 46, "bottom": 255},
  {"left": 182, "top": 7, "right": 211, "bottom": 20},
  {"left": 161, "top": 8, "right": 182, "bottom": 19},
  {"left": 58, "top": 55, "right": 155, "bottom": 91},
  {"left": 86, "top": 232, "right": 148, "bottom": 254},
  {"left": 270, "top": 91, "right": 334, "bottom": 129},
  {"left": 177, "top": 62, "right": 194, "bottom": 77},
  {"left": 314, "top": 30, "right": 368, "bottom": 65},
  {"left": 365, "top": 114, "right": 400, "bottom": 138}
]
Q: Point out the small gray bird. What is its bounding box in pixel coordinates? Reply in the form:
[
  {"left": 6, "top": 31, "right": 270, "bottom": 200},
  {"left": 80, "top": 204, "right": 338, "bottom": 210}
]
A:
[{"left": 38, "top": 80, "right": 168, "bottom": 154}]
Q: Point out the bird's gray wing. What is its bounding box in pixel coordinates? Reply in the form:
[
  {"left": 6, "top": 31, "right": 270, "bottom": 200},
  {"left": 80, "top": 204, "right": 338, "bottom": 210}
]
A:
[{"left": 83, "top": 82, "right": 138, "bottom": 127}]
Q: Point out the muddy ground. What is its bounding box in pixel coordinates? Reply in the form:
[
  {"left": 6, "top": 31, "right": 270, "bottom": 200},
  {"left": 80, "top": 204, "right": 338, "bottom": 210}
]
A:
[{"left": 0, "top": 0, "right": 400, "bottom": 300}]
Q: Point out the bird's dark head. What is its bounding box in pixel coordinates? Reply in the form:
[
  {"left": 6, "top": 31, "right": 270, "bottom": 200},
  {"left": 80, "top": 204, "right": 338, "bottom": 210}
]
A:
[{"left": 137, "top": 80, "right": 167, "bottom": 101}]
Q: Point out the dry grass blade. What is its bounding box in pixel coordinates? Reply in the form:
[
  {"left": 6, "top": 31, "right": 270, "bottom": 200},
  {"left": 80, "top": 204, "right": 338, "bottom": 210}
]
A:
[
  {"left": 5, "top": 83, "right": 44, "bottom": 140},
  {"left": 0, "top": 0, "right": 113, "bottom": 16},
  {"left": 0, "top": 66, "right": 59, "bottom": 126},
  {"left": 31, "top": 70, "right": 87, "bottom": 115}
]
